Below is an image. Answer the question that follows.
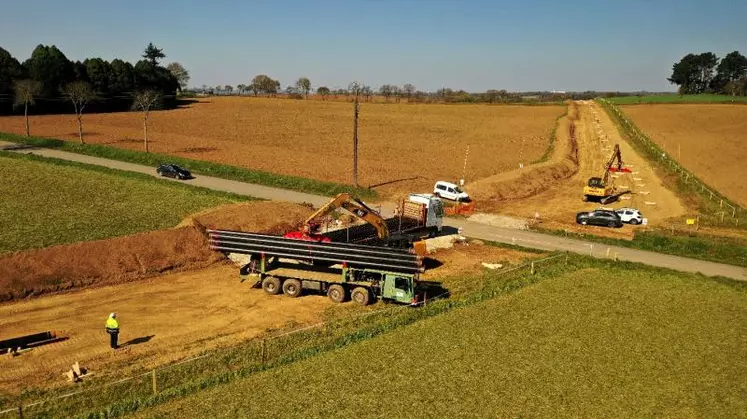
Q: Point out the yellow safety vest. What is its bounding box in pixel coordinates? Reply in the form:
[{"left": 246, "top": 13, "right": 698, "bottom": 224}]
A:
[{"left": 106, "top": 317, "right": 119, "bottom": 330}]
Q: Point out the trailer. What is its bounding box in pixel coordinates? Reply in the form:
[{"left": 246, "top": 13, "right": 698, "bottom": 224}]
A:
[
  {"left": 208, "top": 229, "right": 423, "bottom": 305},
  {"left": 325, "top": 193, "right": 444, "bottom": 248}
]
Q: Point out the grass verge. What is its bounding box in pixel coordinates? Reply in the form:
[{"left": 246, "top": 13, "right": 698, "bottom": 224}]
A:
[
  {"left": 134, "top": 261, "right": 747, "bottom": 418},
  {"left": 607, "top": 93, "right": 747, "bottom": 105},
  {"left": 531, "top": 107, "right": 568, "bottom": 164},
  {"left": 534, "top": 225, "right": 747, "bottom": 268},
  {"left": 0, "top": 132, "right": 376, "bottom": 199},
  {"left": 0, "top": 151, "right": 246, "bottom": 253}
]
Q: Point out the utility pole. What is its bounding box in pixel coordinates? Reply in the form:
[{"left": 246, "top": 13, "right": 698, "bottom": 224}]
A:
[{"left": 350, "top": 81, "right": 362, "bottom": 188}]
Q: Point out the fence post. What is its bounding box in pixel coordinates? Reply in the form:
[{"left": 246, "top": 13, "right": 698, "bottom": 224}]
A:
[
  {"left": 589, "top": 244, "right": 593, "bottom": 256},
  {"left": 606, "top": 248, "right": 610, "bottom": 258},
  {"left": 530, "top": 262, "right": 535, "bottom": 275},
  {"left": 151, "top": 369, "right": 157, "bottom": 395},
  {"left": 260, "top": 339, "right": 267, "bottom": 364},
  {"left": 17, "top": 406, "right": 23, "bottom": 419}
]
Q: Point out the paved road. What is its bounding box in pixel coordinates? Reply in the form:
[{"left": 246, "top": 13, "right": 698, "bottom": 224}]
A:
[{"left": 3, "top": 140, "right": 746, "bottom": 281}]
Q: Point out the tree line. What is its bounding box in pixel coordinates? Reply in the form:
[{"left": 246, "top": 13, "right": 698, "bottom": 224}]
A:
[
  {"left": 0, "top": 43, "right": 187, "bottom": 117},
  {"left": 668, "top": 51, "right": 747, "bottom": 95},
  {"left": 193, "top": 79, "right": 595, "bottom": 103}
]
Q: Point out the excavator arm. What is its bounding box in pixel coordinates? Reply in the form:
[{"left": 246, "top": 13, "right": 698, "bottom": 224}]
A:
[
  {"left": 303, "top": 193, "right": 390, "bottom": 239},
  {"left": 602, "top": 144, "right": 630, "bottom": 184}
]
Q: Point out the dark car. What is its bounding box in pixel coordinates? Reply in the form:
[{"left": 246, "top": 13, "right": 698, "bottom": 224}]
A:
[
  {"left": 156, "top": 164, "right": 192, "bottom": 180},
  {"left": 576, "top": 210, "right": 623, "bottom": 228}
]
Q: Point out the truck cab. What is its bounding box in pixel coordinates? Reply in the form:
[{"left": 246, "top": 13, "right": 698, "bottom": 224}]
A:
[{"left": 381, "top": 272, "right": 418, "bottom": 305}]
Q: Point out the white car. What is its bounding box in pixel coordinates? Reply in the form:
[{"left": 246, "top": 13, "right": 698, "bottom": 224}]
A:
[
  {"left": 434, "top": 181, "right": 470, "bottom": 202},
  {"left": 615, "top": 207, "right": 644, "bottom": 225}
]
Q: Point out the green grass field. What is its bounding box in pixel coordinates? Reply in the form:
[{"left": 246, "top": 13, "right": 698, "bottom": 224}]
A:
[
  {"left": 0, "top": 152, "right": 244, "bottom": 253},
  {"left": 132, "top": 264, "right": 747, "bottom": 418},
  {"left": 608, "top": 94, "right": 747, "bottom": 105},
  {"left": 0, "top": 131, "right": 377, "bottom": 199}
]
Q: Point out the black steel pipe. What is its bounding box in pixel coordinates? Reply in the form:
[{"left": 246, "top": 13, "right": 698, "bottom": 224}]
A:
[
  {"left": 210, "top": 244, "right": 424, "bottom": 273},
  {"left": 208, "top": 230, "right": 420, "bottom": 260},
  {"left": 209, "top": 238, "right": 422, "bottom": 269}
]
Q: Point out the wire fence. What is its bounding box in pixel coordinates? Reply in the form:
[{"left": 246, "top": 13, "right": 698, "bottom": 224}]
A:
[
  {"left": 597, "top": 98, "right": 744, "bottom": 225},
  {"left": 0, "top": 253, "right": 567, "bottom": 419}
]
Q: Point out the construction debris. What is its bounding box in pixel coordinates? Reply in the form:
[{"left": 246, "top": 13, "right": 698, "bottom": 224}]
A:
[
  {"left": 64, "top": 361, "right": 89, "bottom": 383},
  {"left": 481, "top": 262, "right": 504, "bottom": 270}
]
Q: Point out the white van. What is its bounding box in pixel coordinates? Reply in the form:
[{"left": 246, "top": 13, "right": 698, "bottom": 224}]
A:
[{"left": 433, "top": 181, "right": 470, "bottom": 202}]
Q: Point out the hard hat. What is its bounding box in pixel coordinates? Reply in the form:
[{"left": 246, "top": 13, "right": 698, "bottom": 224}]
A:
[{"left": 110, "top": 312, "right": 116, "bottom": 318}]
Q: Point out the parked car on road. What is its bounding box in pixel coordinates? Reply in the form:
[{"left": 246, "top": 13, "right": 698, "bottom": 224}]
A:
[
  {"left": 576, "top": 210, "right": 623, "bottom": 228},
  {"left": 433, "top": 181, "right": 470, "bottom": 202},
  {"left": 615, "top": 207, "right": 644, "bottom": 225},
  {"left": 156, "top": 164, "right": 192, "bottom": 180}
]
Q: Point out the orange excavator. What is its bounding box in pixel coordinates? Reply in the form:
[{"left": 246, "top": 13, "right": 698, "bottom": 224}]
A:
[
  {"left": 583, "top": 144, "right": 632, "bottom": 204},
  {"left": 283, "top": 193, "right": 389, "bottom": 243}
]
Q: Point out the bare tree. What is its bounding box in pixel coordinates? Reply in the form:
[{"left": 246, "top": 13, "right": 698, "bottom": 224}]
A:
[
  {"left": 62, "top": 82, "right": 95, "bottom": 143},
  {"left": 237, "top": 84, "right": 246, "bottom": 95},
  {"left": 132, "top": 90, "right": 161, "bottom": 153},
  {"left": 403, "top": 83, "right": 416, "bottom": 100},
  {"left": 379, "top": 84, "right": 394, "bottom": 101},
  {"left": 13, "top": 80, "right": 42, "bottom": 137},
  {"left": 392, "top": 85, "right": 402, "bottom": 103},
  {"left": 348, "top": 81, "right": 364, "bottom": 187},
  {"left": 166, "top": 62, "right": 190, "bottom": 92}
]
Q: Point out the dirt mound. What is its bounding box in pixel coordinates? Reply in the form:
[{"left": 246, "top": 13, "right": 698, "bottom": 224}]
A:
[
  {"left": 466, "top": 102, "right": 580, "bottom": 211},
  {"left": 180, "top": 201, "right": 311, "bottom": 234},
  {"left": 0, "top": 201, "right": 311, "bottom": 303}
]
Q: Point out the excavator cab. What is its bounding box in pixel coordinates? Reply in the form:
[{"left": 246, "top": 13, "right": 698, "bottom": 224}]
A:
[{"left": 587, "top": 177, "right": 605, "bottom": 188}]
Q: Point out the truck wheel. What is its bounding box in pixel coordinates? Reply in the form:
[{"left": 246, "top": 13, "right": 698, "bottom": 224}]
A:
[
  {"left": 282, "top": 279, "right": 302, "bottom": 298},
  {"left": 262, "top": 276, "right": 282, "bottom": 295},
  {"left": 327, "top": 284, "right": 347, "bottom": 303},
  {"left": 351, "top": 287, "right": 371, "bottom": 306}
]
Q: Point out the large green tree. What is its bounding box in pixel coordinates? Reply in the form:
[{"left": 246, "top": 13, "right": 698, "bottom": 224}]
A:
[
  {"left": 84, "top": 58, "right": 113, "bottom": 94},
  {"left": 250, "top": 74, "right": 281, "bottom": 95},
  {"left": 668, "top": 52, "right": 719, "bottom": 94},
  {"left": 0, "top": 47, "right": 24, "bottom": 95},
  {"left": 711, "top": 51, "right": 747, "bottom": 93},
  {"left": 109, "top": 59, "right": 135, "bottom": 93},
  {"left": 23, "top": 44, "right": 74, "bottom": 96},
  {"left": 295, "top": 77, "right": 311, "bottom": 98},
  {"left": 142, "top": 42, "right": 165, "bottom": 65}
]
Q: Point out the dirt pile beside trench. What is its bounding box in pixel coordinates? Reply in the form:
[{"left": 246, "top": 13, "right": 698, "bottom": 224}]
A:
[
  {"left": 467, "top": 102, "right": 580, "bottom": 212},
  {"left": 0, "top": 201, "right": 310, "bottom": 303}
]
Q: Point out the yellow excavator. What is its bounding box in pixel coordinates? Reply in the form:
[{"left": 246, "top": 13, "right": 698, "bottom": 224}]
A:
[
  {"left": 583, "top": 144, "right": 632, "bottom": 204},
  {"left": 284, "top": 193, "right": 389, "bottom": 242}
]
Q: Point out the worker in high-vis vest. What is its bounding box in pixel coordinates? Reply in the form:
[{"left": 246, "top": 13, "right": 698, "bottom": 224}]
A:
[{"left": 105, "top": 313, "right": 120, "bottom": 349}]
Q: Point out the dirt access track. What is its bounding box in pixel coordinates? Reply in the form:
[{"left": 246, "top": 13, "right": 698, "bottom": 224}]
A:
[{"left": 470, "top": 100, "right": 686, "bottom": 236}]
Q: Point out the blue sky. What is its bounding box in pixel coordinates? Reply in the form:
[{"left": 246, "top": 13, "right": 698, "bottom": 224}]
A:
[{"left": 1, "top": 0, "right": 745, "bottom": 92}]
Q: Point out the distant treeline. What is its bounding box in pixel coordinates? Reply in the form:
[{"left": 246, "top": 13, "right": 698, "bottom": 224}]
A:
[
  {"left": 189, "top": 81, "right": 661, "bottom": 104},
  {"left": 0, "top": 43, "right": 181, "bottom": 115}
]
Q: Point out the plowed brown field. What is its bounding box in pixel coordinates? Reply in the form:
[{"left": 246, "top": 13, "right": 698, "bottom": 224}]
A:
[
  {"left": 0, "top": 97, "right": 564, "bottom": 195},
  {"left": 620, "top": 104, "right": 747, "bottom": 208}
]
